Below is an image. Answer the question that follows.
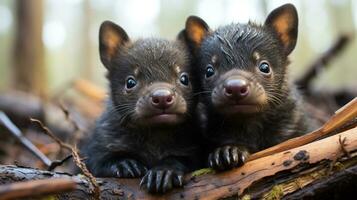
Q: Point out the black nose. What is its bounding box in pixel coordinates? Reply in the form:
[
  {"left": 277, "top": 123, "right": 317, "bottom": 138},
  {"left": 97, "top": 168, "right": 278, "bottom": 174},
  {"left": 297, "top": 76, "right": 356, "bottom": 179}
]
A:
[
  {"left": 151, "top": 89, "right": 175, "bottom": 109},
  {"left": 224, "top": 79, "right": 249, "bottom": 99}
]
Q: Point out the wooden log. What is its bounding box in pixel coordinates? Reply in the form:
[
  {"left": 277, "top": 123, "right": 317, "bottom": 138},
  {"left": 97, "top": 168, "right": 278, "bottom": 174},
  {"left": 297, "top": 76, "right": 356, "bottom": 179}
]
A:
[
  {"left": 168, "top": 126, "right": 357, "bottom": 200},
  {"left": 73, "top": 79, "right": 106, "bottom": 102},
  {"left": 0, "top": 126, "right": 357, "bottom": 200},
  {"left": 0, "top": 92, "right": 44, "bottom": 127},
  {"left": 0, "top": 178, "right": 76, "bottom": 200}
]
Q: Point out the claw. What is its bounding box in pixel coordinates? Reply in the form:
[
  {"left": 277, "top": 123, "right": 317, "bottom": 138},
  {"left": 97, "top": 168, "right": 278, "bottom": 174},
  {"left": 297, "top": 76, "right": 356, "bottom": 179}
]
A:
[
  {"left": 116, "top": 168, "right": 122, "bottom": 177},
  {"left": 162, "top": 170, "right": 173, "bottom": 193},
  {"left": 231, "top": 147, "right": 239, "bottom": 164},
  {"left": 177, "top": 173, "right": 184, "bottom": 187},
  {"left": 122, "top": 161, "right": 135, "bottom": 177},
  {"left": 129, "top": 160, "right": 142, "bottom": 176},
  {"left": 223, "top": 146, "right": 231, "bottom": 166},
  {"left": 214, "top": 148, "right": 222, "bottom": 168},
  {"left": 239, "top": 151, "right": 247, "bottom": 165},
  {"left": 140, "top": 174, "right": 147, "bottom": 188},
  {"left": 208, "top": 153, "right": 214, "bottom": 168},
  {"left": 111, "top": 164, "right": 122, "bottom": 177},
  {"left": 147, "top": 171, "right": 155, "bottom": 192},
  {"left": 155, "top": 171, "right": 164, "bottom": 193}
]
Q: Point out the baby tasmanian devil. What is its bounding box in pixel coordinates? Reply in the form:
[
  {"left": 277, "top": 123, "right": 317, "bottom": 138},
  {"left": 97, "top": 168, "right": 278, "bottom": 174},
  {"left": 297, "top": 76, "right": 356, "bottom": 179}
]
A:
[
  {"left": 183, "top": 4, "right": 317, "bottom": 171},
  {"left": 82, "top": 21, "right": 201, "bottom": 193}
]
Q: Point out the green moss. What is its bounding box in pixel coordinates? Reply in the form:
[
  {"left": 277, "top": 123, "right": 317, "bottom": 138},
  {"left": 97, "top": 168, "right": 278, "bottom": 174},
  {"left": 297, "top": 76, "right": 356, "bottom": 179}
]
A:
[
  {"left": 241, "top": 194, "right": 251, "bottom": 200},
  {"left": 40, "top": 196, "right": 57, "bottom": 200},
  {"left": 263, "top": 185, "right": 284, "bottom": 200},
  {"left": 334, "top": 162, "right": 345, "bottom": 171},
  {"left": 191, "top": 168, "right": 215, "bottom": 177}
]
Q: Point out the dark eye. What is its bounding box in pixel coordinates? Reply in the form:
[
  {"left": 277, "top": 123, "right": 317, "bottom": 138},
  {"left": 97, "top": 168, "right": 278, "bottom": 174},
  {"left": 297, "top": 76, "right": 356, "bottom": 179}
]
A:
[
  {"left": 126, "top": 77, "right": 137, "bottom": 89},
  {"left": 258, "top": 61, "right": 270, "bottom": 74},
  {"left": 206, "top": 64, "right": 215, "bottom": 78},
  {"left": 180, "top": 73, "right": 189, "bottom": 86}
]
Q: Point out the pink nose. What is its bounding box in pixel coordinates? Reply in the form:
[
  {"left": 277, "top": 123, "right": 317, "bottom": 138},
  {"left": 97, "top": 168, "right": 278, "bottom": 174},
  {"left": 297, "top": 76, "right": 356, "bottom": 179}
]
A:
[
  {"left": 151, "top": 89, "right": 175, "bottom": 109},
  {"left": 224, "top": 79, "right": 249, "bottom": 99}
]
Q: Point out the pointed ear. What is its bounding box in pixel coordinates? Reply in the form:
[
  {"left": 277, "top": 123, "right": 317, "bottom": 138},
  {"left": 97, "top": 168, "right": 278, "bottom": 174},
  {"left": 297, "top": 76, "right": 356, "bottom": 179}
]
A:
[
  {"left": 185, "top": 16, "right": 210, "bottom": 48},
  {"left": 99, "top": 21, "right": 129, "bottom": 69},
  {"left": 265, "top": 4, "right": 298, "bottom": 55}
]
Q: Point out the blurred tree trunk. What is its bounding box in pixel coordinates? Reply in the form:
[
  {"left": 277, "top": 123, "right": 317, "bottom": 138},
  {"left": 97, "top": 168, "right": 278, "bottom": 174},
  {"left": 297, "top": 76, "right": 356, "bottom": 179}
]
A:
[
  {"left": 13, "top": 0, "right": 46, "bottom": 98},
  {"left": 81, "top": 0, "right": 93, "bottom": 80}
]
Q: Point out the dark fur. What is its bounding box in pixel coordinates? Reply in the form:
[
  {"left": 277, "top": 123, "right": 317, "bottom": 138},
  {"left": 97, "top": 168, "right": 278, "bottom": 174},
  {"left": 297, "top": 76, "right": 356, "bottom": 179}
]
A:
[
  {"left": 82, "top": 21, "right": 202, "bottom": 193},
  {"left": 183, "top": 4, "right": 318, "bottom": 170}
]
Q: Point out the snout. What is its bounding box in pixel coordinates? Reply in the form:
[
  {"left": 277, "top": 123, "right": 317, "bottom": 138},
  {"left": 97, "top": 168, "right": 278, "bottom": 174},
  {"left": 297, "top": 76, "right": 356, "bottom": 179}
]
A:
[
  {"left": 211, "top": 73, "right": 267, "bottom": 115},
  {"left": 134, "top": 82, "right": 188, "bottom": 126},
  {"left": 223, "top": 78, "right": 249, "bottom": 100},
  {"left": 151, "top": 88, "right": 175, "bottom": 110}
]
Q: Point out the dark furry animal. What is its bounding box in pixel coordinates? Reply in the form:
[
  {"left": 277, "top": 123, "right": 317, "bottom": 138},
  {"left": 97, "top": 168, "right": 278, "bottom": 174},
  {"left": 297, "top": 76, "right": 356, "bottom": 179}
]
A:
[
  {"left": 82, "top": 21, "right": 201, "bottom": 193},
  {"left": 183, "top": 4, "right": 318, "bottom": 171}
]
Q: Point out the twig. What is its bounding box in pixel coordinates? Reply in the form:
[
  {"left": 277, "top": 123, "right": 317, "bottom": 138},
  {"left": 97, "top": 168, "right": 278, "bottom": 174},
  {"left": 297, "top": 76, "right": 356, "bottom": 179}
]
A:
[
  {"left": 0, "top": 178, "right": 76, "bottom": 200},
  {"left": 0, "top": 111, "right": 52, "bottom": 167},
  {"left": 339, "top": 135, "right": 351, "bottom": 159},
  {"left": 30, "top": 118, "right": 100, "bottom": 200},
  {"left": 327, "top": 135, "right": 352, "bottom": 175},
  {"left": 58, "top": 102, "right": 84, "bottom": 142},
  {"left": 295, "top": 33, "right": 353, "bottom": 90},
  {"left": 48, "top": 154, "right": 73, "bottom": 171}
]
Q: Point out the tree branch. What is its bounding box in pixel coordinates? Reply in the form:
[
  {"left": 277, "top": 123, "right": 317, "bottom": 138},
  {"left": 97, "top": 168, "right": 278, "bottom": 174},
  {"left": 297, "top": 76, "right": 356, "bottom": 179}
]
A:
[
  {"left": 0, "top": 178, "right": 76, "bottom": 200},
  {"left": 295, "top": 33, "right": 353, "bottom": 91},
  {"left": 1, "top": 125, "right": 357, "bottom": 199}
]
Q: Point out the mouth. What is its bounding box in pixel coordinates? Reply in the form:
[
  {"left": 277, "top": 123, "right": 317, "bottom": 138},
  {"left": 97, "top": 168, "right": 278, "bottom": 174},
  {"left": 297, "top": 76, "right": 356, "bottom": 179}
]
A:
[
  {"left": 218, "top": 104, "right": 261, "bottom": 115},
  {"left": 144, "top": 113, "right": 182, "bottom": 125},
  {"left": 211, "top": 89, "right": 266, "bottom": 115}
]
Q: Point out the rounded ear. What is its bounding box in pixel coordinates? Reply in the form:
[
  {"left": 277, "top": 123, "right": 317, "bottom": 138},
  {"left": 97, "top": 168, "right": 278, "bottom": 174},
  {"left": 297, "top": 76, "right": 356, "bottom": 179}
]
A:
[
  {"left": 185, "top": 16, "right": 210, "bottom": 48},
  {"left": 99, "top": 21, "right": 129, "bottom": 69},
  {"left": 265, "top": 4, "right": 298, "bottom": 55}
]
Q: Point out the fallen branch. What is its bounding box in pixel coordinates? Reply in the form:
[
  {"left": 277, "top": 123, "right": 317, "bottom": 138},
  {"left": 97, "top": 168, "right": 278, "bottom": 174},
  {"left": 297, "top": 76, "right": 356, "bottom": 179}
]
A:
[
  {"left": 0, "top": 111, "right": 52, "bottom": 167},
  {"left": 0, "top": 178, "right": 76, "bottom": 200},
  {"left": 0, "top": 165, "right": 137, "bottom": 200},
  {"left": 72, "top": 79, "right": 106, "bottom": 102},
  {"left": 1, "top": 125, "right": 357, "bottom": 199},
  {"left": 172, "top": 126, "right": 357, "bottom": 199}
]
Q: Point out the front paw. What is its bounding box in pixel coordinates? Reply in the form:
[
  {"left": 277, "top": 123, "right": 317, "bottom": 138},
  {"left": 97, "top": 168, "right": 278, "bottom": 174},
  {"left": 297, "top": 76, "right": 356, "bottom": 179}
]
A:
[
  {"left": 208, "top": 145, "right": 249, "bottom": 171},
  {"left": 113, "top": 159, "right": 147, "bottom": 178},
  {"left": 140, "top": 168, "right": 184, "bottom": 193}
]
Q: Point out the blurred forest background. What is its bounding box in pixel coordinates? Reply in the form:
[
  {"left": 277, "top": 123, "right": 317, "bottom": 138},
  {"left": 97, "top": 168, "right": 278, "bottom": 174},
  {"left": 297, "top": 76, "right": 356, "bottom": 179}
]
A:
[
  {"left": 0, "top": 0, "right": 356, "bottom": 98},
  {"left": 0, "top": 1, "right": 356, "bottom": 198},
  {"left": 0, "top": 0, "right": 356, "bottom": 189}
]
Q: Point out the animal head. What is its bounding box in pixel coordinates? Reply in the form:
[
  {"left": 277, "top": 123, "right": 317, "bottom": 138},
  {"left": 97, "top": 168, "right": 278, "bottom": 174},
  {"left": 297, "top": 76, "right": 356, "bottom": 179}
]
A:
[
  {"left": 99, "top": 21, "right": 196, "bottom": 127},
  {"left": 183, "top": 4, "right": 298, "bottom": 116}
]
